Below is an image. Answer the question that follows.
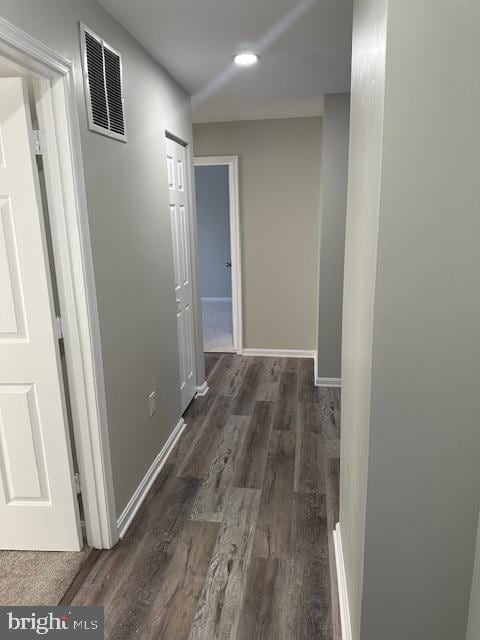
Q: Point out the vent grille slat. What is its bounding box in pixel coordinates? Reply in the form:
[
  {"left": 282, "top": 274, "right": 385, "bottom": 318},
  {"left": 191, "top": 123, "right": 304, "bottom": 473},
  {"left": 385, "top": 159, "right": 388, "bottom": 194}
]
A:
[
  {"left": 85, "top": 32, "right": 108, "bottom": 129},
  {"left": 81, "top": 25, "right": 127, "bottom": 141},
  {"left": 104, "top": 47, "right": 125, "bottom": 135}
]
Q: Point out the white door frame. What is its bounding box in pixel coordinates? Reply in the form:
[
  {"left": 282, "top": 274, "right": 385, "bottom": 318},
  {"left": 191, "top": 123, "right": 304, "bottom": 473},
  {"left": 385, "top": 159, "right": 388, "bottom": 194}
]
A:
[
  {"left": 193, "top": 156, "right": 243, "bottom": 354},
  {"left": 0, "top": 17, "right": 117, "bottom": 549}
]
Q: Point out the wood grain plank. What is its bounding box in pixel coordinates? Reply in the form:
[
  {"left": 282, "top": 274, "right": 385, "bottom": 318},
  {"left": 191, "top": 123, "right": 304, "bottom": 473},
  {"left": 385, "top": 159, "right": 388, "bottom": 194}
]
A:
[
  {"left": 205, "top": 352, "right": 222, "bottom": 379},
  {"left": 177, "top": 395, "right": 232, "bottom": 479},
  {"left": 208, "top": 354, "right": 237, "bottom": 391},
  {"left": 293, "top": 493, "right": 332, "bottom": 640},
  {"left": 299, "top": 402, "right": 322, "bottom": 434},
  {"left": 282, "top": 358, "right": 303, "bottom": 372},
  {"left": 234, "top": 401, "right": 274, "bottom": 489},
  {"left": 188, "top": 488, "right": 261, "bottom": 640},
  {"left": 135, "top": 520, "right": 220, "bottom": 640},
  {"left": 256, "top": 358, "right": 283, "bottom": 401},
  {"left": 67, "top": 354, "right": 340, "bottom": 640},
  {"left": 232, "top": 360, "right": 263, "bottom": 416},
  {"left": 292, "top": 492, "right": 329, "bottom": 560},
  {"left": 217, "top": 355, "right": 250, "bottom": 397},
  {"left": 238, "top": 550, "right": 331, "bottom": 640},
  {"left": 252, "top": 431, "right": 296, "bottom": 558},
  {"left": 72, "top": 463, "right": 176, "bottom": 606},
  {"left": 272, "top": 372, "right": 299, "bottom": 431},
  {"left": 294, "top": 429, "right": 325, "bottom": 494},
  {"left": 73, "top": 468, "right": 201, "bottom": 639},
  {"left": 170, "top": 415, "right": 203, "bottom": 468},
  {"left": 184, "top": 356, "right": 233, "bottom": 419},
  {"left": 298, "top": 358, "right": 319, "bottom": 403},
  {"left": 190, "top": 416, "right": 249, "bottom": 522},
  {"left": 236, "top": 558, "right": 296, "bottom": 640},
  {"left": 296, "top": 556, "right": 332, "bottom": 640},
  {"left": 325, "top": 457, "right": 340, "bottom": 526},
  {"left": 320, "top": 388, "right": 341, "bottom": 458}
]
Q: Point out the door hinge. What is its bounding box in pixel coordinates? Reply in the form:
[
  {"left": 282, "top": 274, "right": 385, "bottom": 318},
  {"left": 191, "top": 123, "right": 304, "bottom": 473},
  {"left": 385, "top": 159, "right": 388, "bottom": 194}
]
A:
[
  {"left": 32, "top": 129, "right": 46, "bottom": 155},
  {"left": 74, "top": 472, "right": 82, "bottom": 494},
  {"left": 56, "top": 316, "right": 65, "bottom": 340}
]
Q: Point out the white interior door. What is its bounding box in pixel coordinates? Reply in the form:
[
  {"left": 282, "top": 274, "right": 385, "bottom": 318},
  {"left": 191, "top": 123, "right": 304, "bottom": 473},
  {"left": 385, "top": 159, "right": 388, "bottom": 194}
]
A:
[
  {"left": 166, "top": 137, "right": 197, "bottom": 413},
  {"left": 0, "top": 78, "right": 82, "bottom": 550}
]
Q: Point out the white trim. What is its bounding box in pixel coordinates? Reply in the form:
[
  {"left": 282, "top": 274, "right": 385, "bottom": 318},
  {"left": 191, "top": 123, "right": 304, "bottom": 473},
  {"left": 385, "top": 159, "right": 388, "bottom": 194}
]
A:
[
  {"left": 195, "top": 382, "right": 209, "bottom": 397},
  {"left": 202, "top": 297, "right": 232, "bottom": 303},
  {"left": 183, "top": 139, "right": 202, "bottom": 400},
  {"left": 0, "top": 18, "right": 117, "bottom": 549},
  {"left": 316, "top": 378, "right": 342, "bottom": 388},
  {"left": 79, "top": 23, "right": 128, "bottom": 143},
  {"left": 0, "top": 17, "right": 70, "bottom": 75},
  {"left": 333, "top": 523, "right": 353, "bottom": 640},
  {"left": 117, "top": 418, "right": 187, "bottom": 538},
  {"left": 314, "top": 353, "right": 342, "bottom": 387},
  {"left": 194, "top": 156, "right": 243, "bottom": 355},
  {"left": 242, "top": 348, "right": 316, "bottom": 359}
]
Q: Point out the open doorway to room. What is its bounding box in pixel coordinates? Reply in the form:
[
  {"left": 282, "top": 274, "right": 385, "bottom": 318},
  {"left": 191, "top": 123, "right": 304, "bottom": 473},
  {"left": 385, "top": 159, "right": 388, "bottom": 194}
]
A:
[
  {"left": 0, "top": 53, "right": 90, "bottom": 605},
  {"left": 0, "top": 17, "right": 116, "bottom": 606},
  {"left": 194, "top": 156, "right": 242, "bottom": 355}
]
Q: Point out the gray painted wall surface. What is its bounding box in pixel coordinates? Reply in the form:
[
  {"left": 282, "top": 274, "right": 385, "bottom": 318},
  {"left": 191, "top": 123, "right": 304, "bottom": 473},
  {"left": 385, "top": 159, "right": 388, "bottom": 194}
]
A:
[
  {"left": 340, "top": 0, "right": 387, "bottom": 635},
  {"left": 193, "top": 118, "right": 322, "bottom": 351},
  {"left": 316, "top": 93, "right": 350, "bottom": 380},
  {"left": 195, "top": 165, "right": 232, "bottom": 299},
  {"left": 341, "top": 1, "right": 480, "bottom": 639},
  {"left": 0, "top": 0, "right": 202, "bottom": 517},
  {"left": 467, "top": 513, "right": 480, "bottom": 640}
]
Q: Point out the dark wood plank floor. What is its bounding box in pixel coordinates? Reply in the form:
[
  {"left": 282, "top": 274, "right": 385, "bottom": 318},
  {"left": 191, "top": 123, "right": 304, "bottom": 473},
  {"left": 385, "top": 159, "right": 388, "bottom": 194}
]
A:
[{"left": 72, "top": 354, "right": 341, "bottom": 640}]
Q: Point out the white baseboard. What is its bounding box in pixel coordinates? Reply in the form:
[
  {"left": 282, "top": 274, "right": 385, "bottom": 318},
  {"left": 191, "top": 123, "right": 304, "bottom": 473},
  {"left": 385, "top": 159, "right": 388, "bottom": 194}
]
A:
[
  {"left": 242, "top": 348, "right": 316, "bottom": 359},
  {"left": 314, "top": 353, "right": 342, "bottom": 387},
  {"left": 201, "top": 297, "right": 232, "bottom": 303},
  {"left": 117, "top": 417, "right": 187, "bottom": 538},
  {"left": 333, "top": 523, "right": 353, "bottom": 640},
  {"left": 316, "top": 377, "right": 342, "bottom": 388},
  {"left": 195, "top": 381, "right": 209, "bottom": 397}
]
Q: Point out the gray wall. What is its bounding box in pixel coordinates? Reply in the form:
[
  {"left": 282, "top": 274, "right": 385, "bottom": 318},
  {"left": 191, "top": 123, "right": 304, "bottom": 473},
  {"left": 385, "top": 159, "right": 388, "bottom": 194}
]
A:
[
  {"left": 195, "top": 165, "right": 232, "bottom": 299},
  {"left": 0, "top": 0, "right": 202, "bottom": 517},
  {"left": 340, "top": 0, "right": 387, "bottom": 634},
  {"left": 467, "top": 513, "right": 480, "bottom": 640},
  {"left": 341, "top": 1, "right": 480, "bottom": 639},
  {"left": 316, "top": 93, "right": 350, "bottom": 380},
  {"left": 193, "top": 118, "right": 322, "bottom": 351}
]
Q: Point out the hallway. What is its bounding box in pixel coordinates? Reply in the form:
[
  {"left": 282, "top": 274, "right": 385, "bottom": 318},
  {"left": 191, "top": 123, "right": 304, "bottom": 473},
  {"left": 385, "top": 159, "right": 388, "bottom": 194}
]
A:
[{"left": 71, "top": 354, "right": 341, "bottom": 639}]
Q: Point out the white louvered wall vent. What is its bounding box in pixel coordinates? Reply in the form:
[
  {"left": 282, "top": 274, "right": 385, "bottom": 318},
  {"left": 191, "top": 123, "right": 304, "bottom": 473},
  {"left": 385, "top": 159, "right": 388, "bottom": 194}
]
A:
[{"left": 80, "top": 24, "right": 127, "bottom": 142}]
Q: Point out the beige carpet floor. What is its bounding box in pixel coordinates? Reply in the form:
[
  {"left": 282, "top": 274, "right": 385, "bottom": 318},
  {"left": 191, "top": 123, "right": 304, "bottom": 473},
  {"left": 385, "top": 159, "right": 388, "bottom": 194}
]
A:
[
  {"left": 0, "top": 546, "right": 91, "bottom": 605},
  {"left": 202, "top": 299, "right": 235, "bottom": 352}
]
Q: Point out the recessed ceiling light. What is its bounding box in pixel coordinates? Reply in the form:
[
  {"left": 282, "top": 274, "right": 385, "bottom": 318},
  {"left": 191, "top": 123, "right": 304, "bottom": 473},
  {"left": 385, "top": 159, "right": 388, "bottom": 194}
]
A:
[{"left": 234, "top": 52, "right": 259, "bottom": 67}]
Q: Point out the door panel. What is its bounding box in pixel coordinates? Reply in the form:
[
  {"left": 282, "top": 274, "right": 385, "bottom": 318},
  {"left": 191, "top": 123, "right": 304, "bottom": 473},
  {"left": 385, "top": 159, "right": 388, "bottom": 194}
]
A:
[
  {"left": 0, "top": 78, "right": 82, "bottom": 550},
  {"left": 166, "top": 138, "right": 196, "bottom": 412}
]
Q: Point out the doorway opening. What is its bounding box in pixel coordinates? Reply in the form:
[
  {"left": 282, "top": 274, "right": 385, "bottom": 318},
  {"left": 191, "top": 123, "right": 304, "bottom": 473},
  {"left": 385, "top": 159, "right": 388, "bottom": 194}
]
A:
[
  {"left": 194, "top": 156, "right": 242, "bottom": 355},
  {"left": 0, "top": 56, "right": 92, "bottom": 605},
  {"left": 0, "top": 15, "right": 117, "bottom": 562}
]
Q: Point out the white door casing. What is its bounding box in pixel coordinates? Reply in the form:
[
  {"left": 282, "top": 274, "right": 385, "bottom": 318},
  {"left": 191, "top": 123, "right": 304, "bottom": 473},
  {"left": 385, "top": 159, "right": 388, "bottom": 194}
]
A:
[
  {"left": 0, "top": 77, "right": 82, "bottom": 550},
  {"left": 166, "top": 137, "right": 197, "bottom": 413},
  {"left": 193, "top": 156, "right": 242, "bottom": 354}
]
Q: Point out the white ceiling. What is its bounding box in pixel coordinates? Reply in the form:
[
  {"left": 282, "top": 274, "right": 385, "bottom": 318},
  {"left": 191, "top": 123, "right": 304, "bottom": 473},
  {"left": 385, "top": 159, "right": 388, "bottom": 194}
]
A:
[{"left": 97, "top": 0, "right": 353, "bottom": 123}]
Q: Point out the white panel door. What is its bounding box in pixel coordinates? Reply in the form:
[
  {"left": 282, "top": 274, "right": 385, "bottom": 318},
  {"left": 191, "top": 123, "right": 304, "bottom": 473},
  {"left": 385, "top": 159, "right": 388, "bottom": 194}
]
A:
[
  {"left": 0, "top": 78, "right": 82, "bottom": 550},
  {"left": 166, "top": 137, "right": 197, "bottom": 413}
]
